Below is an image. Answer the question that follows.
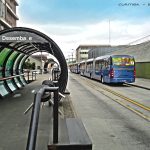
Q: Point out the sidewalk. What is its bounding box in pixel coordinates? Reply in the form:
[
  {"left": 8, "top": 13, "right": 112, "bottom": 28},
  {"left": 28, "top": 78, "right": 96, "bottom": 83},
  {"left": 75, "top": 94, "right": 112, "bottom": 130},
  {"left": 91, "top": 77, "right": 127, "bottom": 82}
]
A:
[
  {"left": 127, "top": 78, "right": 150, "bottom": 90},
  {"left": 0, "top": 74, "right": 75, "bottom": 150}
]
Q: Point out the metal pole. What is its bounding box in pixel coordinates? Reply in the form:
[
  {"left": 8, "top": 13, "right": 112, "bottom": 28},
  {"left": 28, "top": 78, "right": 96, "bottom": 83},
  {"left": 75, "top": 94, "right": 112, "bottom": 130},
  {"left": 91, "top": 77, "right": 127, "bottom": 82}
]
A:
[
  {"left": 35, "top": 71, "right": 36, "bottom": 80},
  {"left": 26, "top": 87, "right": 59, "bottom": 150},
  {"left": 28, "top": 71, "right": 29, "bottom": 83},
  {"left": 53, "top": 88, "right": 59, "bottom": 143},
  {"left": 68, "top": 55, "right": 69, "bottom": 64},
  {"left": 109, "top": 19, "right": 111, "bottom": 45},
  {"left": 41, "top": 52, "right": 43, "bottom": 74},
  {"left": 32, "top": 71, "right": 33, "bottom": 81},
  {"left": 26, "top": 91, "right": 43, "bottom": 150},
  {"left": 71, "top": 49, "right": 74, "bottom": 63}
]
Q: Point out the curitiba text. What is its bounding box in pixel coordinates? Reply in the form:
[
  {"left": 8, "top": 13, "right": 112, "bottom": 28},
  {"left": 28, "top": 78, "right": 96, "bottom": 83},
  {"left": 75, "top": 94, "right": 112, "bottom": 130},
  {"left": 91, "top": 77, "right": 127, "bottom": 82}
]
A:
[{"left": 118, "top": 3, "right": 140, "bottom": 6}]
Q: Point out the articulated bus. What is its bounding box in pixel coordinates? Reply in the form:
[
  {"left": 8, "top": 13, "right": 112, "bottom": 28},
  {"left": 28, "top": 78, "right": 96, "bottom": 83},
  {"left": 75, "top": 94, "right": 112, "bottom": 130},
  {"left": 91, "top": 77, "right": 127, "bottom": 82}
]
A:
[
  {"left": 79, "top": 61, "right": 86, "bottom": 76},
  {"left": 69, "top": 63, "right": 80, "bottom": 74},
  {"left": 69, "top": 54, "right": 135, "bottom": 84},
  {"left": 84, "top": 58, "right": 94, "bottom": 78},
  {"left": 92, "top": 55, "right": 135, "bottom": 84}
]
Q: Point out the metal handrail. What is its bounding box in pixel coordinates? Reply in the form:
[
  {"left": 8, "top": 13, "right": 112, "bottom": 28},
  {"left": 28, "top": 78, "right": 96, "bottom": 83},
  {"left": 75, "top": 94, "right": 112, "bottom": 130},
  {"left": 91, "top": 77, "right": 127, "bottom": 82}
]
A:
[
  {"left": 52, "top": 68, "right": 60, "bottom": 81},
  {"left": 0, "top": 74, "right": 24, "bottom": 81},
  {"left": 26, "top": 86, "right": 59, "bottom": 150}
]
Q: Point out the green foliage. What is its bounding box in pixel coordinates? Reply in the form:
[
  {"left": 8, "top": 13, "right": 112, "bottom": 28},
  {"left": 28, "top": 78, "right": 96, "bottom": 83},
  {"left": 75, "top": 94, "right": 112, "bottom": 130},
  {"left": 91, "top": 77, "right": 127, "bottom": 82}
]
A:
[{"left": 23, "top": 59, "right": 36, "bottom": 70}]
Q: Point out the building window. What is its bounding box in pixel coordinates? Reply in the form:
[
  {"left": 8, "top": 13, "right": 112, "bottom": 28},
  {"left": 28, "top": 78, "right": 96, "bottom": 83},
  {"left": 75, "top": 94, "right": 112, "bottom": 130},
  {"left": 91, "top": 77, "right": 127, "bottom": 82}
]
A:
[
  {"left": 0, "top": 25, "right": 5, "bottom": 30},
  {"left": 0, "top": 0, "right": 6, "bottom": 19},
  {"left": 80, "top": 52, "right": 88, "bottom": 54}
]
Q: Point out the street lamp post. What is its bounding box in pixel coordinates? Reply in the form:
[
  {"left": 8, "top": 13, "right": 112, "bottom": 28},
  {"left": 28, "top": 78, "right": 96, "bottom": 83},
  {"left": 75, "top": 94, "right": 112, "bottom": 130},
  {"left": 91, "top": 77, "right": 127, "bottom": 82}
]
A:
[
  {"left": 71, "top": 49, "right": 74, "bottom": 63},
  {"left": 41, "top": 51, "right": 43, "bottom": 74},
  {"left": 109, "top": 19, "right": 111, "bottom": 45},
  {"left": 68, "top": 55, "right": 70, "bottom": 63},
  {"left": 72, "top": 52, "right": 73, "bottom": 63}
]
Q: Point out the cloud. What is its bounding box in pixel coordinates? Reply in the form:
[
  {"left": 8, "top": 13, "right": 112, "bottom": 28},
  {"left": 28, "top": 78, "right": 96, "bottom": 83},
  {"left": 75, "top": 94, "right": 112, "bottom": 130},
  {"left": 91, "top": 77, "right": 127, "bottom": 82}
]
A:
[{"left": 18, "top": 19, "right": 150, "bottom": 57}]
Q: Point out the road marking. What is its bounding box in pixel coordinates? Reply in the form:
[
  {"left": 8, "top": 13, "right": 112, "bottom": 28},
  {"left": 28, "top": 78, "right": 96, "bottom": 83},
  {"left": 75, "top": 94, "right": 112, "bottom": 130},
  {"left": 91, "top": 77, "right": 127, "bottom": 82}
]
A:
[
  {"left": 102, "top": 87, "right": 150, "bottom": 111},
  {"left": 76, "top": 75, "right": 150, "bottom": 121},
  {"left": 106, "top": 95, "right": 150, "bottom": 122},
  {"left": 81, "top": 76, "right": 150, "bottom": 112},
  {"left": 89, "top": 82, "right": 150, "bottom": 122}
]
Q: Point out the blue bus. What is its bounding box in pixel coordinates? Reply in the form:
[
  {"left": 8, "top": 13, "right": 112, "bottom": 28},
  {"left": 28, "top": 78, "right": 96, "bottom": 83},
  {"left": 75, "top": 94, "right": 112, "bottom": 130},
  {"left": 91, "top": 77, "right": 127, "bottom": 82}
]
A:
[
  {"left": 84, "top": 58, "right": 94, "bottom": 78},
  {"left": 79, "top": 60, "right": 86, "bottom": 76},
  {"left": 69, "top": 63, "right": 80, "bottom": 74},
  {"left": 92, "top": 55, "right": 135, "bottom": 84}
]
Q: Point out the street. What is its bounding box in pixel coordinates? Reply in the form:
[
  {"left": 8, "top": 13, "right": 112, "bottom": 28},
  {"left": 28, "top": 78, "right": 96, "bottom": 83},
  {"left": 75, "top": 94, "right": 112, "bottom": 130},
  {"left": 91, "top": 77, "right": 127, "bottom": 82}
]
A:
[{"left": 68, "top": 73, "right": 150, "bottom": 150}]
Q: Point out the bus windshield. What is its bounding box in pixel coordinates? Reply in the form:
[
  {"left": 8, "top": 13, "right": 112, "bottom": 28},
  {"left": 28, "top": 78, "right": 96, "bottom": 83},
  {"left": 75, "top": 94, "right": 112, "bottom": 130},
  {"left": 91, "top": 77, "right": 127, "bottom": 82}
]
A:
[{"left": 112, "top": 56, "right": 135, "bottom": 66}]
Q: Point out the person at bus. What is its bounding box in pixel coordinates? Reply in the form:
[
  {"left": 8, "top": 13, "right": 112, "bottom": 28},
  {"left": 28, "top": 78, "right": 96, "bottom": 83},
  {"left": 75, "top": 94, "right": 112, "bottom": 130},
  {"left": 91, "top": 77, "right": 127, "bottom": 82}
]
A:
[{"left": 48, "top": 63, "right": 54, "bottom": 80}]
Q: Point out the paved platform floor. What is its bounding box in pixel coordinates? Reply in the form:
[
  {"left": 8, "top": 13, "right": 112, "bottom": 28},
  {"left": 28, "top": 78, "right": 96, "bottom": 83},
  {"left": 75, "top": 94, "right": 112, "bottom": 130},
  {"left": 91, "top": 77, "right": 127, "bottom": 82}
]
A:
[
  {"left": 128, "top": 78, "right": 150, "bottom": 90},
  {"left": 0, "top": 74, "right": 74, "bottom": 150}
]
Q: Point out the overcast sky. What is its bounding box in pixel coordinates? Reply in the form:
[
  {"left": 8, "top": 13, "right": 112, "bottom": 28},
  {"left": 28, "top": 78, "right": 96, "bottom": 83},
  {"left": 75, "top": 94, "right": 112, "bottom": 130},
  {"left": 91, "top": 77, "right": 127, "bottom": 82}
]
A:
[{"left": 17, "top": 0, "right": 150, "bottom": 57}]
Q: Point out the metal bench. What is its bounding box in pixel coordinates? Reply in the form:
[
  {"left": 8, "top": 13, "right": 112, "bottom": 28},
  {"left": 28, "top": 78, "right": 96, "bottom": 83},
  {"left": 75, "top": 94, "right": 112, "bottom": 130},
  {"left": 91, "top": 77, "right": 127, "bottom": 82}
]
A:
[{"left": 48, "top": 118, "right": 92, "bottom": 150}]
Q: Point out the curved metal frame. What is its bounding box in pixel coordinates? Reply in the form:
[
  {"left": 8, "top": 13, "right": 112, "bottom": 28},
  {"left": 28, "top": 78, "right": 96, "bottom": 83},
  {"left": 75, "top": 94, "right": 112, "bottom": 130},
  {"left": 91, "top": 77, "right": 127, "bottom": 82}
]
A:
[
  {"left": 7, "top": 52, "right": 21, "bottom": 89},
  {"left": 2, "top": 49, "right": 14, "bottom": 93},
  {"left": 0, "top": 27, "right": 68, "bottom": 94},
  {"left": 13, "top": 53, "right": 25, "bottom": 87}
]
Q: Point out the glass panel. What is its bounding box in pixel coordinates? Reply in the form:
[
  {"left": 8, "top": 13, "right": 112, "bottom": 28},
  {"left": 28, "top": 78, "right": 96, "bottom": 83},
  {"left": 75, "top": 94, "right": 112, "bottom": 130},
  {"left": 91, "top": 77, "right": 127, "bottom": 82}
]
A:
[
  {"left": 19, "top": 75, "right": 26, "bottom": 85},
  {"left": 5, "top": 51, "right": 19, "bottom": 90},
  {"left": 0, "top": 1, "right": 5, "bottom": 19},
  {"left": 13, "top": 54, "right": 27, "bottom": 86},
  {"left": 0, "top": 48, "right": 11, "bottom": 96},
  {"left": 5, "top": 51, "right": 18, "bottom": 74},
  {"left": 13, "top": 53, "right": 24, "bottom": 74},
  {"left": 14, "top": 78, "right": 22, "bottom": 88},
  {"left": 0, "top": 48, "right": 11, "bottom": 72},
  {"left": 19, "top": 55, "right": 28, "bottom": 72},
  {"left": 18, "top": 55, "right": 28, "bottom": 85},
  {"left": 0, "top": 81, "right": 9, "bottom": 96},
  {"left": 6, "top": 79, "right": 16, "bottom": 91}
]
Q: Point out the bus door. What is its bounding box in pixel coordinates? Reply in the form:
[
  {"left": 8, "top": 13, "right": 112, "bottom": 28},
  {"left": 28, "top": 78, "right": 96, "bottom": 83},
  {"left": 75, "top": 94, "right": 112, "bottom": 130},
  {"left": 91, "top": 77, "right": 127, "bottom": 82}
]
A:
[
  {"left": 86, "top": 62, "right": 92, "bottom": 76},
  {"left": 102, "top": 59, "right": 110, "bottom": 77}
]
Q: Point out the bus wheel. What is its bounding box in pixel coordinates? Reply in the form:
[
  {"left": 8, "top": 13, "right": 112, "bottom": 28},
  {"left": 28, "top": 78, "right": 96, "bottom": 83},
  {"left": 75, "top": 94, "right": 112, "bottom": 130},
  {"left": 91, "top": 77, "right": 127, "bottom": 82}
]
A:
[
  {"left": 101, "top": 76, "right": 104, "bottom": 84},
  {"left": 118, "top": 82, "right": 124, "bottom": 85}
]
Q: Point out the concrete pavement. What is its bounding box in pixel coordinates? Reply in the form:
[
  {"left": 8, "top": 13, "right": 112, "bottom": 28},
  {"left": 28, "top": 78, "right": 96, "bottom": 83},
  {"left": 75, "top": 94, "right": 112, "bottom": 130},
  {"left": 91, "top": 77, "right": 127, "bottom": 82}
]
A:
[
  {"left": 0, "top": 74, "right": 75, "bottom": 150},
  {"left": 68, "top": 73, "right": 150, "bottom": 150},
  {"left": 128, "top": 78, "right": 150, "bottom": 90}
]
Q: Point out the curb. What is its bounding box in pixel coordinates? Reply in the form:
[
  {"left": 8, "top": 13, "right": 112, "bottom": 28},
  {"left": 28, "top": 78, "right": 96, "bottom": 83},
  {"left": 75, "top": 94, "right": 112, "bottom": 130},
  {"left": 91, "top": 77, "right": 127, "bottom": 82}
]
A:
[{"left": 126, "top": 83, "right": 150, "bottom": 90}]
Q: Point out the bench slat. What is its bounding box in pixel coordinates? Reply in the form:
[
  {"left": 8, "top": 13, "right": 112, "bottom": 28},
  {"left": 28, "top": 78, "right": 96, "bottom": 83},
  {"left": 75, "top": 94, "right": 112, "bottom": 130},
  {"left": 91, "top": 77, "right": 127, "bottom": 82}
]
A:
[{"left": 66, "top": 118, "right": 92, "bottom": 145}]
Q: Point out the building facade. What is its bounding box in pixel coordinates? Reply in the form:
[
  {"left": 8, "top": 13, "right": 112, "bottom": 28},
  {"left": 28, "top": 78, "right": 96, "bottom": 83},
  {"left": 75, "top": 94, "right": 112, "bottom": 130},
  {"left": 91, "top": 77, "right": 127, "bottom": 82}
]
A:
[
  {"left": 76, "top": 45, "right": 105, "bottom": 62},
  {"left": 0, "top": 0, "right": 18, "bottom": 30},
  {"left": 88, "top": 45, "right": 127, "bottom": 59},
  {"left": 109, "top": 41, "right": 150, "bottom": 79}
]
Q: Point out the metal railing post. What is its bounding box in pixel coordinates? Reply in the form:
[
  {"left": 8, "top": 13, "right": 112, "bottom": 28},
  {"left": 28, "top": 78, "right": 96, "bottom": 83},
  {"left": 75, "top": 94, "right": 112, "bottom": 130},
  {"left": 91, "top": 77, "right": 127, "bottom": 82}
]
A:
[
  {"left": 26, "top": 90, "right": 44, "bottom": 150},
  {"left": 26, "top": 86, "right": 59, "bottom": 150},
  {"left": 53, "top": 88, "right": 59, "bottom": 143},
  {"left": 27, "top": 71, "right": 30, "bottom": 83},
  {"left": 35, "top": 71, "right": 37, "bottom": 80},
  {"left": 32, "top": 71, "right": 33, "bottom": 81}
]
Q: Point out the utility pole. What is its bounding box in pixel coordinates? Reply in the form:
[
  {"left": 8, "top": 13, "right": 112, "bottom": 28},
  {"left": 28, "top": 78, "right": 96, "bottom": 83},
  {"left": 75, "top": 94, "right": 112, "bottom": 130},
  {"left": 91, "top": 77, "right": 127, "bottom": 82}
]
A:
[
  {"left": 68, "top": 55, "right": 70, "bottom": 64},
  {"left": 72, "top": 53, "right": 73, "bottom": 63},
  {"left": 109, "top": 19, "right": 111, "bottom": 45},
  {"left": 41, "top": 51, "right": 43, "bottom": 74},
  {"left": 71, "top": 49, "right": 74, "bottom": 63}
]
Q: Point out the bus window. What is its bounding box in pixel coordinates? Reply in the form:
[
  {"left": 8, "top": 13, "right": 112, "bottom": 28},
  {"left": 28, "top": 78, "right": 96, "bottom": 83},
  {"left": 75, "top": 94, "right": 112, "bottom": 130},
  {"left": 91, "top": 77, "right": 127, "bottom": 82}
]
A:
[
  {"left": 112, "top": 57, "right": 135, "bottom": 66},
  {"left": 108, "top": 57, "right": 112, "bottom": 65},
  {"left": 104, "top": 59, "right": 109, "bottom": 68},
  {"left": 95, "top": 61, "right": 100, "bottom": 72}
]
